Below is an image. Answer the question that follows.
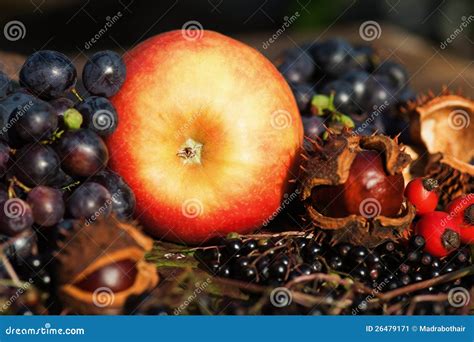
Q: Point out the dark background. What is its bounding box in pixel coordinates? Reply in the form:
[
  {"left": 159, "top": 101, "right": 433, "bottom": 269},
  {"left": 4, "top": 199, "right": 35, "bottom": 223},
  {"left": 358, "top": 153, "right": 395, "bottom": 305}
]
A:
[
  {"left": 0, "top": 0, "right": 472, "bottom": 94},
  {"left": 0, "top": 0, "right": 472, "bottom": 56}
]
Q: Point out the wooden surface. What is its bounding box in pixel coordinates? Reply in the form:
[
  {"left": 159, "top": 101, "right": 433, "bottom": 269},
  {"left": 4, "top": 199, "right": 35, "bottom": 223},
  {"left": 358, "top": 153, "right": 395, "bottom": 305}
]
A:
[{"left": 1, "top": 24, "right": 473, "bottom": 97}]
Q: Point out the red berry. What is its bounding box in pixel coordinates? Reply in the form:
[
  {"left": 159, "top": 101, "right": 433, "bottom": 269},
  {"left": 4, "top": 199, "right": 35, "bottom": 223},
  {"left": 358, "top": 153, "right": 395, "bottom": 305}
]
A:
[
  {"left": 416, "top": 211, "right": 461, "bottom": 257},
  {"left": 404, "top": 178, "right": 439, "bottom": 215},
  {"left": 446, "top": 193, "right": 474, "bottom": 244}
]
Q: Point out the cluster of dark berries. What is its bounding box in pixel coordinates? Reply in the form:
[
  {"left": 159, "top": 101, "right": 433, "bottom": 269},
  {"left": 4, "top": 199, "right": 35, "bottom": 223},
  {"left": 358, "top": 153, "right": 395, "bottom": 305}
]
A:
[
  {"left": 277, "top": 38, "right": 416, "bottom": 142},
  {"left": 195, "top": 233, "right": 472, "bottom": 314},
  {"left": 0, "top": 50, "right": 135, "bottom": 304},
  {"left": 196, "top": 235, "right": 326, "bottom": 286}
]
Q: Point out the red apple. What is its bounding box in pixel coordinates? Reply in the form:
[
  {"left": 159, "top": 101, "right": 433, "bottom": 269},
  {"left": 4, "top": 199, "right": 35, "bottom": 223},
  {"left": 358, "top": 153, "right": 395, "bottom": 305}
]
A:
[{"left": 108, "top": 30, "right": 303, "bottom": 244}]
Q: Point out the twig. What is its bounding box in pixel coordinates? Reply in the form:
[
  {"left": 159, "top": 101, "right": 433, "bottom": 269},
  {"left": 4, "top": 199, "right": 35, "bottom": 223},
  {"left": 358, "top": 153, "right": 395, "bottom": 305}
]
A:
[
  {"left": 405, "top": 294, "right": 448, "bottom": 315},
  {"left": 379, "top": 265, "right": 474, "bottom": 301}
]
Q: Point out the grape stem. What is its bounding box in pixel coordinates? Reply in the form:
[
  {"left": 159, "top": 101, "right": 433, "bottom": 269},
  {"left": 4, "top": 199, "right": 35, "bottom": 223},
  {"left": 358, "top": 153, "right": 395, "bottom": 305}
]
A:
[
  {"left": 7, "top": 176, "right": 31, "bottom": 197},
  {"left": 61, "top": 180, "right": 81, "bottom": 192},
  {"left": 71, "top": 88, "right": 83, "bottom": 102},
  {"left": 40, "top": 129, "right": 64, "bottom": 145}
]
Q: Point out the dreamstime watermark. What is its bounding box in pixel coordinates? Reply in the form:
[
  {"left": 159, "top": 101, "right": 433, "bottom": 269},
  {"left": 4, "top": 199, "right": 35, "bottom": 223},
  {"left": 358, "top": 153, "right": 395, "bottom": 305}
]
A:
[
  {"left": 3, "top": 198, "right": 27, "bottom": 219},
  {"left": 262, "top": 189, "right": 300, "bottom": 226},
  {"left": 84, "top": 11, "right": 123, "bottom": 50},
  {"left": 92, "top": 287, "right": 115, "bottom": 308},
  {"left": 5, "top": 323, "right": 85, "bottom": 336},
  {"left": 181, "top": 21, "right": 204, "bottom": 41},
  {"left": 352, "top": 101, "right": 389, "bottom": 136},
  {"left": 359, "top": 21, "right": 381, "bottom": 41},
  {"left": 359, "top": 198, "right": 382, "bottom": 218},
  {"left": 174, "top": 278, "right": 212, "bottom": 315},
  {"left": 270, "top": 109, "right": 292, "bottom": 130},
  {"left": 262, "top": 12, "right": 300, "bottom": 49},
  {"left": 84, "top": 189, "right": 122, "bottom": 226},
  {"left": 352, "top": 280, "right": 387, "bottom": 315},
  {"left": 3, "top": 20, "right": 26, "bottom": 41},
  {"left": 182, "top": 198, "right": 204, "bottom": 218},
  {"left": 270, "top": 287, "right": 292, "bottom": 307},
  {"left": 0, "top": 101, "right": 34, "bottom": 138},
  {"left": 440, "top": 15, "right": 474, "bottom": 49},
  {"left": 447, "top": 287, "right": 470, "bottom": 308},
  {"left": 441, "top": 193, "right": 473, "bottom": 228},
  {"left": 1, "top": 278, "right": 34, "bottom": 312},
  {"left": 447, "top": 109, "right": 470, "bottom": 130},
  {"left": 92, "top": 109, "right": 116, "bottom": 132}
]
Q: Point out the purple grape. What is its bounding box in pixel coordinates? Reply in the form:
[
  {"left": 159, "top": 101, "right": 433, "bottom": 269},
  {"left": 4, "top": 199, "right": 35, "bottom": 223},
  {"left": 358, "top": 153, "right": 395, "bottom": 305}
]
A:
[
  {"left": 352, "top": 45, "right": 375, "bottom": 71},
  {"left": 14, "top": 101, "right": 58, "bottom": 141},
  {"left": 0, "top": 228, "right": 37, "bottom": 263},
  {"left": 48, "top": 168, "right": 74, "bottom": 188},
  {"left": 342, "top": 70, "right": 371, "bottom": 112},
  {"left": 0, "top": 91, "right": 37, "bottom": 143},
  {"left": 19, "top": 50, "right": 77, "bottom": 100},
  {"left": 27, "top": 186, "right": 65, "bottom": 227},
  {"left": 55, "top": 129, "right": 109, "bottom": 177},
  {"left": 66, "top": 182, "right": 112, "bottom": 221},
  {"left": 0, "top": 198, "right": 34, "bottom": 236},
  {"left": 302, "top": 116, "right": 325, "bottom": 151},
  {"left": 14, "top": 144, "right": 60, "bottom": 186},
  {"left": 82, "top": 50, "right": 126, "bottom": 97},
  {"left": 90, "top": 169, "right": 136, "bottom": 219},
  {"left": 0, "top": 140, "right": 10, "bottom": 176},
  {"left": 375, "top": 61, "right": 408, "bottom": 91},
  {"left": 278, "top": 49, "right": 315, "bottom": 83},
  {"left": 50, "top": 97, "right": 74, "bottom": 118},
  {"left": 75, "top": 96, "right": 118, "bottom": 136},
  {"left": 0, "top": 71, "right": 13, "bottom": 100},
  {"left": 290, "top": 83, "right": 315, "bottom": 114},
  {"left": 310, "top": 38, "right": 355, "bottom": 78},
  {"left": 363, "top": 76, "right": 397, "bottom": 110},
  {"left": 321, "top": 80, "right": 357, "bottom": 115}
]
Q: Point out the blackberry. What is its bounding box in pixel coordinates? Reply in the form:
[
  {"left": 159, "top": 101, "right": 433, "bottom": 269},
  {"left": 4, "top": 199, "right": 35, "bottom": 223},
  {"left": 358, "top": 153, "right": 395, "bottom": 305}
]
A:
[
  {"left": 335, "top": 243, "right": 352, "bottom": 257},
  {"left": 310, "top": 260, "right": 324, "bottom": 273},
  {"left": 240, "top": 266, "right": 257, "bottom": 282},
  {"left": 303, "top": 242, "right": 324, "bottom": 261},
  {"left": 409, "top": 235, "right": 426, "bottom": 250},
  {"left": 225, "top": 238, "right": 242, "bottom": 256},
  {"left": 328, "top": 255, "right": 343, "bottom": 270},
  {"left": 269, "top": 261, "right": 288, "bottom": 282}
]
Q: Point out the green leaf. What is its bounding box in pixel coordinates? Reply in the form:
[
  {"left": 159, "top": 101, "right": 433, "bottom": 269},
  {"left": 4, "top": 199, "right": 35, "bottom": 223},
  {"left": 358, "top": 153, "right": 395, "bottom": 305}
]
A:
[
  {"left": 311, "top": 94, "right": 331, "bottom": 116},
  {"left": 331, "top": 112, "right": 355, "bottom": 128}
]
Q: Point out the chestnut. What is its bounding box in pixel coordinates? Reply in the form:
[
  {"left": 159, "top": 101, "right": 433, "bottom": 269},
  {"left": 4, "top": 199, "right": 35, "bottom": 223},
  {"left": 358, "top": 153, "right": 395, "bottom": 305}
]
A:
[
  {"left": 312, "top": 150, "right": 404, "bottom": 218},
  {"left": 55, "top": 217, "right": 159, "bottom": 314},
  {"left": 75, "top": 259, "right": 138, "bottom": 293},
  {"left": 300, "top": 132, "right": 415, "bottom": 247}
]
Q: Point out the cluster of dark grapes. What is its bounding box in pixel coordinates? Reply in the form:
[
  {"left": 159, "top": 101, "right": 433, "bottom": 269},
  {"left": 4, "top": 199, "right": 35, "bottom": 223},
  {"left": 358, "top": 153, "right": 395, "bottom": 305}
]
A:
[
  {"left": 277, "top": 38, "right": 416, "bottom": 141},
  {"left": 0, "top": 50, "right": 135, "bottom": 307},
  {"left": 196, "top": 233, "right": 472, "bottom": 314}
]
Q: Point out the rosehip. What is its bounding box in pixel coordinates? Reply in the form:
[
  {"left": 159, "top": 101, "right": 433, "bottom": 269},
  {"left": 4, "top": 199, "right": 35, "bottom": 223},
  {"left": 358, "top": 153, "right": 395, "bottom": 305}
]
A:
[
  {"left": 415, "top": 211, "right": 461, "bottom": 258},
  {"left": 404, "top": 178, "right": 439, "bottom": 215},
  {"left": 446, "top": 193, "right": 474, "bottom": 244}
]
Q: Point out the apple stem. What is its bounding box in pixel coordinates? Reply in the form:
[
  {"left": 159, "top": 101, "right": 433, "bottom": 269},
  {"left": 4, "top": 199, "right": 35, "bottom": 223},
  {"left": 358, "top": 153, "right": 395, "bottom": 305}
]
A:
[{"left": 177, "top": 138, "right": 203, "bottom": 165}]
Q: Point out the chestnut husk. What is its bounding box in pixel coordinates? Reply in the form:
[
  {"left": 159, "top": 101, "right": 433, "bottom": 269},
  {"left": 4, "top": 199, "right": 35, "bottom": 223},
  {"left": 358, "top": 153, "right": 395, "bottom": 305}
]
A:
[
  {"left": 300, "top": 132, "right": 416, "bottom": 248},
  {"left": 425, "top": 153, "right": 474, "bottom": 208},
  {"left": 407, "top": 89, "right": 474, "bottom": 164},
  {"left": 54, "top": 216, "right": 158, "bottom": 314},
  {"left": 404, "top": 88, "right": 474, "bottom": 206}
]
